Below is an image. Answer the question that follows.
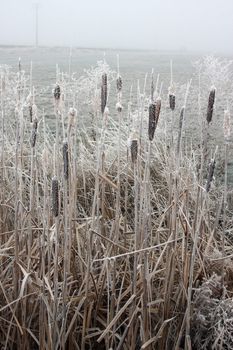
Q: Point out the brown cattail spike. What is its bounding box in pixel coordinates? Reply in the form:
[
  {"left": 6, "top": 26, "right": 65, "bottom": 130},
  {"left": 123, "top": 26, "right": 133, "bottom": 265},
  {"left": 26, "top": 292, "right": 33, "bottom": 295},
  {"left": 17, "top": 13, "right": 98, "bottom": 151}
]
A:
[
  {"left": 130, "top": 139, "right": 138, "bottom": 164},
  {"left": 63, "top": 140, "right": 69, "bottom": 180},
  {"left": 54, "top": 84, "right": 61, "bottom": 101},
  {"left": 148, "top": 102, "right": 156, "bottom": 141},
  {"left": 29, "top": 105, "right": 33, "bottom": 122},
  {"left": 26, "top": 92, "right": 33, "bottom": 122},
  {"left": 206, "top": 158, "right": 216, "bottom": 192},
  {"left": 52, "top": 176, "right": 59, "bottom": 217},
  {"left": 116, "top": 76, "right": 122, "bottom": 92},
  {"left": 101, "top": 73, "right": 107, "bottom": 114},
  {"left": 30, "top": 118, "right": 38, "bottom": 148},
  {"left": 169, "top": 93, "right": 175, "bottom": 111},
  {"left": 207, "top": 86, "right": 216, "bottom": 124}
]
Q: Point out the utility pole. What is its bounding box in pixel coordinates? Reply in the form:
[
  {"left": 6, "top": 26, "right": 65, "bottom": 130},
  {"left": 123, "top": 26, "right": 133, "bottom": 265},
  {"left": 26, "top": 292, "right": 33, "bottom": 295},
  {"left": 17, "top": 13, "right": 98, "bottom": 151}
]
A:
[{"left": 35, "top": 3, "right": 39, "bottom": 48}]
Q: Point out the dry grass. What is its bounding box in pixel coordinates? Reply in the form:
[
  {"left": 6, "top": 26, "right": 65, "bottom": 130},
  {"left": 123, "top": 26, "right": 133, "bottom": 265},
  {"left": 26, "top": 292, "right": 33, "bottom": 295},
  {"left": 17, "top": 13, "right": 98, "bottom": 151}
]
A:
[{"left": 0, "top": 56, "right": 233, "bottom": 350}]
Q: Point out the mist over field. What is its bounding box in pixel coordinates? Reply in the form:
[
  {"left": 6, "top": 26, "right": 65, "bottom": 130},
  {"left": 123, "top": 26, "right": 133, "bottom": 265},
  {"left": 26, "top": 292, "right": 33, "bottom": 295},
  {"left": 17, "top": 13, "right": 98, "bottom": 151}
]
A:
[{"left": 0, "top": 0, "right": 233, "bottom": 53}]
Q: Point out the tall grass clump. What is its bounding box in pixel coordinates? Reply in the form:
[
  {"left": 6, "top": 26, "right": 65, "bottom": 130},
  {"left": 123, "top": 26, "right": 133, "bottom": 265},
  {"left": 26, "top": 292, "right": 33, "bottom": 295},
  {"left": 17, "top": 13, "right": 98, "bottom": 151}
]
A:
[{"left": 0, "top": 55, "right": 233, "bottom": 350}]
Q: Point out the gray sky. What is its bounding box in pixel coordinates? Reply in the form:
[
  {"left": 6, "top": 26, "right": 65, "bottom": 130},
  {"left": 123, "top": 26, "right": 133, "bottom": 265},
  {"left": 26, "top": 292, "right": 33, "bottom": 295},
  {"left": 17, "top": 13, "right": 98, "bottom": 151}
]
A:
[{"left": 0, "top": 0, "right": 232, "bottom": 53}]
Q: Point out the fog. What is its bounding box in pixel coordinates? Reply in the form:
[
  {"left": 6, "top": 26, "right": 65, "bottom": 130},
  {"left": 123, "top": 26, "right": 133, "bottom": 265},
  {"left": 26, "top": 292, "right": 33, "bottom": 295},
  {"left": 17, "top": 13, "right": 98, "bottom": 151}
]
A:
[{"left": 0, "top": 0, "right": 232, "bottom": 53}]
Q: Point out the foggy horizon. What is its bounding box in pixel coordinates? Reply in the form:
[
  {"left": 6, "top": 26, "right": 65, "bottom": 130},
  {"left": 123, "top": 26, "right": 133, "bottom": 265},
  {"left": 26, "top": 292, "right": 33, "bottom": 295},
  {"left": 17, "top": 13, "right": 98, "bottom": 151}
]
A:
[{"left": 0, "top": 0, "right": 233, "bottom": 54}]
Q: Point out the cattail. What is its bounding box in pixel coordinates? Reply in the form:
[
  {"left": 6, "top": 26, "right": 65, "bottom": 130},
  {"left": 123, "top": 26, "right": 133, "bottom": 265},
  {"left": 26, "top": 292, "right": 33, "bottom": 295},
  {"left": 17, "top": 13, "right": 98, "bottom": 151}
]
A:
[
  {"left": 52, "top": 176, "right": 59, "bottom": 217},
  {"left": 101, "top": 73, "right": 107, "bottom": 114},
  {"left": 148, "top": 102, "right": 156, "bottom": 141},
  {"left": 206, "top": 158, "right": 216, "bottom": 192},
  {"left": 30, "top": 118, "right": 38, "bottom": 148},
  {"left": 63, "top": 140, "right": 69, "bottom": 180},
  {"left": 169, "top": 93, "right": 175, "bottom": 111},
  {"left": 116, "top": 75, "right": 122, "bottom": 92},
  {"left": 206, "top": 86, "right": 216, "bottom": 124},
  {"left": 54, "top": 83, "right": 61, "bottom": 101},
  {"left": 130, "top": 138, "right": 138, "bottom": 164},
  {"left": 29, "top": 106, "right": 33, "bottom": 122},
  {"left": 223, "top": 109, "right": 231, "bottom": 141}
]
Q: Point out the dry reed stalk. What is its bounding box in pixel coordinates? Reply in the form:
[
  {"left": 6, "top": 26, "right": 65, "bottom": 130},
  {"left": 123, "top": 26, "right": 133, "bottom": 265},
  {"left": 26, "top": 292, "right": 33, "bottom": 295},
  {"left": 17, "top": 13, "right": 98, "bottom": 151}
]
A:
[
  {"left": 206, "top": 86, "right": 216, "bottom": 124},
  {"left": 177, "top": 106, "right": 185, "bottom": 156},
  {"left": 223, "top": 109, "right": 231, "bottom": 141},
  {"left": 221, "top": 109, "right": 231, "bottom": 290},
  {"left": 28, "top": 113, "right": 38, "bottom": 268},
  {"left": 150, "top": 69, "right": 154, "bottom": 101},
  {"left": 67, "top": 107, "right": 77, "bottom": 136},
  {"left": 52, "top": 175, "right": 60, "bottom": 347},
  {"left": 206, "top": 158, "right": 216, "bottom": 193},
  {"left": 185, "top": 186, "right": 202, "bottom": 349},
  {"left": 62, "top": 140, "right": 70, "bottom": 348},
  {"left": 169, "top": 61, "right": 175, "bottom": 111}
]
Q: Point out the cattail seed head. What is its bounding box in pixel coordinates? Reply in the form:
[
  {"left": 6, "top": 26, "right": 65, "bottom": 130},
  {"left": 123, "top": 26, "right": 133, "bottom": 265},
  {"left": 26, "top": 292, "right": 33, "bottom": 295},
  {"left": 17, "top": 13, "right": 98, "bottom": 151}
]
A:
[
  {"left": 30, "top": 131, "right": 37, "bottom": 148},
  {"left": 54, "top": 83, "right": 61, "bottom": 101},
  {"left": 30, "top": 118, "right": 38, "bottom": 148},
  {"left": 29, "top": 105, "right": 33, "bottom": 122},
  {"left": 26, "top": 93, "right": 33, "bottom": 122},
  {"left": 131, "top": 139, "right": 138, "bottom": 164},
  {"left": 116, "top": 75, "right": 122, "bottom": 92},
  {"left": 207, "top": 86, "right": 216, "bottom": 124},
  {"left": 148, "top": 102, "right": 156, "bottom": 141},
  {"left": 128, "top": 133, "right": 138, "bottom": 164},
  {"left": 63, "top": 140, "right": 69, "bottom": 180},
  {"left": 52, "top": 176, "right": 59, "bottom": 217},
  {"left": 206, "top": 158, "right": 216, "bottom": 192},
  {"left": 169, "top": 93, "right": 176, "bottom": 111},
  {"left": 101, "top": 73, "right": 107, "bottom": 114},
  {"left": 223, "top": 109, "right": 231, "bottom": 141}
]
